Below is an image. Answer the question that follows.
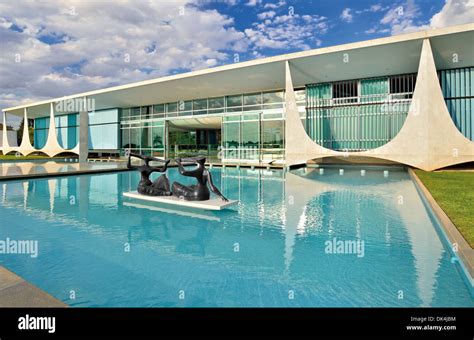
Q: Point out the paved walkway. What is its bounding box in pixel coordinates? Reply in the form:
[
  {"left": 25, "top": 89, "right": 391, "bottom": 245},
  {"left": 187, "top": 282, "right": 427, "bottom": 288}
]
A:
[{"left": 0, "top": 266, "right": 66, "bottom": 307}]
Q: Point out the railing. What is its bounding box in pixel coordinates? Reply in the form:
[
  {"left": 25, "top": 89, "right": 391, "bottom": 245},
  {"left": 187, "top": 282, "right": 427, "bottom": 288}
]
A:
[{"left": 306, "top": 94, "right": 413, "bottom": 151}]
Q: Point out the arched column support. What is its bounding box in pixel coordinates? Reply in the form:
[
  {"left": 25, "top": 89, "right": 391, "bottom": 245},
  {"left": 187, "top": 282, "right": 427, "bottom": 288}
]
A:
[
  {"left": 1, "top": 111, "right": 8, "bottom": 155},
  {"left": 18, "top": 108, "right": 36, "bottom": 156},
  {"left": 39, "top": 102, "right": 67, "bottom": 157},
  {"left": 284, "top": 39, "right": 474, "bottom": 171}
]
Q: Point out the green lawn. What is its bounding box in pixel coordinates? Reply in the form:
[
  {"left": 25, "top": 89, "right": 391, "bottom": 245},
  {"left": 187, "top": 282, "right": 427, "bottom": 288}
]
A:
[{"left": 415, "top": 170, "right": 474, "bottom": 248}]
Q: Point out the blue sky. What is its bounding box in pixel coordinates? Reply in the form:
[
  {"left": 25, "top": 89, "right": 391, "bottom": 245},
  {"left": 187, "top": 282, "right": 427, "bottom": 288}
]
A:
[{"left": 0, "top": 0, "right": 473, "bottom": 120}]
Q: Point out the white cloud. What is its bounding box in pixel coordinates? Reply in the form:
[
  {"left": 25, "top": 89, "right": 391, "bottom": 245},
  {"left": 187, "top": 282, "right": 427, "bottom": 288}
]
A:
[
  {"left": 245, "top": 13, "right": 327, "bottom": 50},
  {"left": 340, "top": 8, "right": 353, "bottom": 23},
  {"left": 364, "top": 27, "right": 390, "bottom": 34},
  {"left": 355, "top": 4, "right": 389, "bottom": 15},
  {"left": 429, "top": 0, "right": 474, "bottom": 28},
  {"left": 378, "top": 0, "right": 473, "bottom": 35},
  {"left": 369, "top": 4, "right": 385, "bottom": 12},
  {"left": 264, "top": 1, "right": 286, "bottom": 9},
  {"left": 0, "top": 0, "right": 249, "bottom": 110},
  {"left": 245, "top": 0, "right": 262, "bottom": 6},
  {"left": 257, "top": 11, "right": 276, "bottom": 20},
  {"left": 379, "top": 0, "right": 427, "bottom": 34}
]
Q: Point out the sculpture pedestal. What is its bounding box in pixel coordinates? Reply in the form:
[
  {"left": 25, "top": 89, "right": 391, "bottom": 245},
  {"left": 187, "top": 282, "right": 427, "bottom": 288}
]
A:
[{"left": 123, "top": 191, "right": 238, "bottom": 211}]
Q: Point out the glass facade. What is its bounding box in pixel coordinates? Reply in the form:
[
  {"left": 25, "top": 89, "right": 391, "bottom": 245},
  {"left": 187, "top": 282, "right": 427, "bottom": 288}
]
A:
[
  {"left": 439, "top": 67, "right": 474, "bottom": 141},
  {"left": 34, "top": 113, "right": 78, "bottom": 149},
  {"left": 221, "top": 91, "right": 285, "bottom": 162},
  {"left": 88, "top": 109, "right": 120, "bottom": 150},
  {"left": 306, "top": 74, "right": 416, "bottom": 151},
  {"left": 120, "top": 90, "right": 285, "bottom": 162},
  {"left": 121, "top": 120, "right": 165, "bottom": 157},
  {"left": 34, "top": 109, "right": 120, "bottom": 152},
  {"left": 222, "top": 119, "right": 284, "bottom": 161}
]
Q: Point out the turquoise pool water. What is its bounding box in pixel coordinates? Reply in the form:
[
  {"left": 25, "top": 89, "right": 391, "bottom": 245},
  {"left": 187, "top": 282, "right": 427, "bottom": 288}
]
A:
[{"left": 0, "top": 166, "right": 472, "bottom": 307}]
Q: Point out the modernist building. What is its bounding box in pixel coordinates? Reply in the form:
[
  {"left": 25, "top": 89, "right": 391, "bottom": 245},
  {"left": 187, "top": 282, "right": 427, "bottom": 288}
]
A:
[{"left": 2, "top": 24, "right": 473, "bottom": 171}]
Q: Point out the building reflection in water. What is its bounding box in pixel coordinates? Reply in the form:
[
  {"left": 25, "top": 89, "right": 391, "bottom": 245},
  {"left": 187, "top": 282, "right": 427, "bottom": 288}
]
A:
[{"left": 0, "top": 167, "right": 448, "bottom": 306}]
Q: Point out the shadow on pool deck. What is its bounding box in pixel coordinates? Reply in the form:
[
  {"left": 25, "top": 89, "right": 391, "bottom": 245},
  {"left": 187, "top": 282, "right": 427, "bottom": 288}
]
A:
[{"left": 0, "top": 266, "right": 66, "bottom": 307}]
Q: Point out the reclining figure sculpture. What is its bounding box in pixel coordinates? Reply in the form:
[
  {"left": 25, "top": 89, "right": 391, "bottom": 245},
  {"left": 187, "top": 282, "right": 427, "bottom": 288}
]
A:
[
  {"left": 172, "top": 157, "right": 229, "bottom": 202},
  {"left": 127, "top": 153, "right": 172, "bottom": 196}
]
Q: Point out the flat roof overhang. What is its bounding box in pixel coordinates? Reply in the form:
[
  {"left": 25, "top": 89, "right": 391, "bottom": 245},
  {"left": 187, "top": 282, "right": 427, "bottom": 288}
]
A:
[{"left": 3, "top": 24, "right": 473, "bottom": 119}]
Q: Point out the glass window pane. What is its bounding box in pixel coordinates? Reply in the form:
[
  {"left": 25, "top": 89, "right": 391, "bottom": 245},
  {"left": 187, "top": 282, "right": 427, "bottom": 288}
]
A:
[
  {"left": 241, "top": 121, "right": 259, "bottom": 148},
  {"left": 166, "top": 102, "right": 178, "bottom": 113},
  {"left": 244, "top": 93, "right": 261, "bottom": 106},
  {"left": 141, "top": 123, "right": 151, "bottom": 149},
  {"left": 224, "top": 115, "right": 240, "bottom": 122},
  {"left": 178, "top": 111, "right": 192, "bottom": 117},
  {"left": 243, "top": 105, "right": 262, "bottom": 112},
  {"left": 294, "top": 89, "right": 306, "bottom": 102},
  {"left": 131, "top": 107, "right": 140, "bottom": 118},
  {"left": 263, "top": 91, "right": 283, "bottom": 104},
  {"left": 332, "top": 81, "right": 358, "bottom": 98},
  {"left": 262, "top": 120, "right": 284, "bottom": 149},
  {"left": 152, "top": 126, "right": 164, "bottom": 149},
  {"left": 193, "top": 99, "right": 207, "bottom": 110},
  {"left": 129, "top": 128, "right": 141, "bottom": 149},
  {"left": 153, "top": 104, "right": 165, "bottom": 114},
  {"left": 263, "top": 103, "right": 283, "bottom": 110},
  {"left": 242, "top": 113, "right": 259, "bottom": 120},
  {"left": 223, "top": 122, "right": 240, "bottom": 148},
  {"left": 226, "top": 95, "right": 242, "bottom": 107},
  {"left": 141, "top": 106, "right": 151, "bottom": 119},
  {"left": 209, "top": 97, "right": 224, "bottom": 109},
  {"left": 121, "top": 108, "right": 130, "bottom": 120},
  {"left": 226, "top": 107, "right": 242, "bottom": 113},
  {"left": 178, "top": 100, "right": 192, "bottom": 111},
  {"left": 208, "top": 108, "right": 224, "bottom": 114}
]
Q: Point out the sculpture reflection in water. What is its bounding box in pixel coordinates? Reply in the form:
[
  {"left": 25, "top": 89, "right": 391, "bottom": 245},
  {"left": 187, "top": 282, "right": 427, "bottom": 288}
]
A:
[
  {"left": 172, "top": 157, "right": 229, "bottom": 202},
  {"left": 127, "top": 153, "right": 172, "bottom": 196}
]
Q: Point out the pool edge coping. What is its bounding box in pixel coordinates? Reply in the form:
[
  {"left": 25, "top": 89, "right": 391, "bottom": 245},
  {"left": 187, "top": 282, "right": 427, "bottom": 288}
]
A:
[
  {"left": 408, "top": 168, "right": 474, "bottom": 281},
  {"left": 0, "top": 266, "right": 67, "bottom": 307},
  {"left": 0, "top": 165, "right": 131, "bottom": 182}
]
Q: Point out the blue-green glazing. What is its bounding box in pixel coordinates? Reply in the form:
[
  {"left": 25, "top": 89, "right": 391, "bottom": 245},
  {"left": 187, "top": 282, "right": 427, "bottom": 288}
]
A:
[
  {"left": 306, "top": 74, "right": 414, "bottom": 151},
  {"left": 439, "top": 67, "right": 474, "bottom": 141}
]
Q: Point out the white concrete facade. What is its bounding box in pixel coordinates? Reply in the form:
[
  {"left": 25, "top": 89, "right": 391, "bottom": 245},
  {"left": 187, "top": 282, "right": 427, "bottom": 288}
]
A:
[
  {"left": 1, "top": 104, "right": 81, "bottom": 158},
  {"left": 284, "top": 39, "right": 474, "bottom": 171},
  {"left": 2, "top": 24, "right": 473, "bottom": 170}
]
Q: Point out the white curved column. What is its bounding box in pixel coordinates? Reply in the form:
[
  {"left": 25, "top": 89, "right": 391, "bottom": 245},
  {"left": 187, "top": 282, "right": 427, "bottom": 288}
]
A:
[
  {"left": 40, "top": 102, "right": 66, "bottom": 157},
  {"left": 284, "top": 39, "right": 474, "bottom": 171},
  {"left": 1, "top": 112, "right": 7, "bottom": 155},
  {"left": 2, "top": 112, "right": 11, "bottom": 155},
  {"left": 284, "top": 60, "right": 335, "bottom": 165},
  {"left": 18, "top": 108, "right": 36, "bottom": 156},
  {"left": 362, "top": 38, "right": 474, "bottom": 170}
]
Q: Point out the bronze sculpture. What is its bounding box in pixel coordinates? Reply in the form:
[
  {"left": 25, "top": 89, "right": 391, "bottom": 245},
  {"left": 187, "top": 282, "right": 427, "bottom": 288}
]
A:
[
  {"left": 172, "top": 157, "right": 228, "bottom": 201},
  {"left": 127, "top": 153, "right": 172, "bottom": 196}
]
